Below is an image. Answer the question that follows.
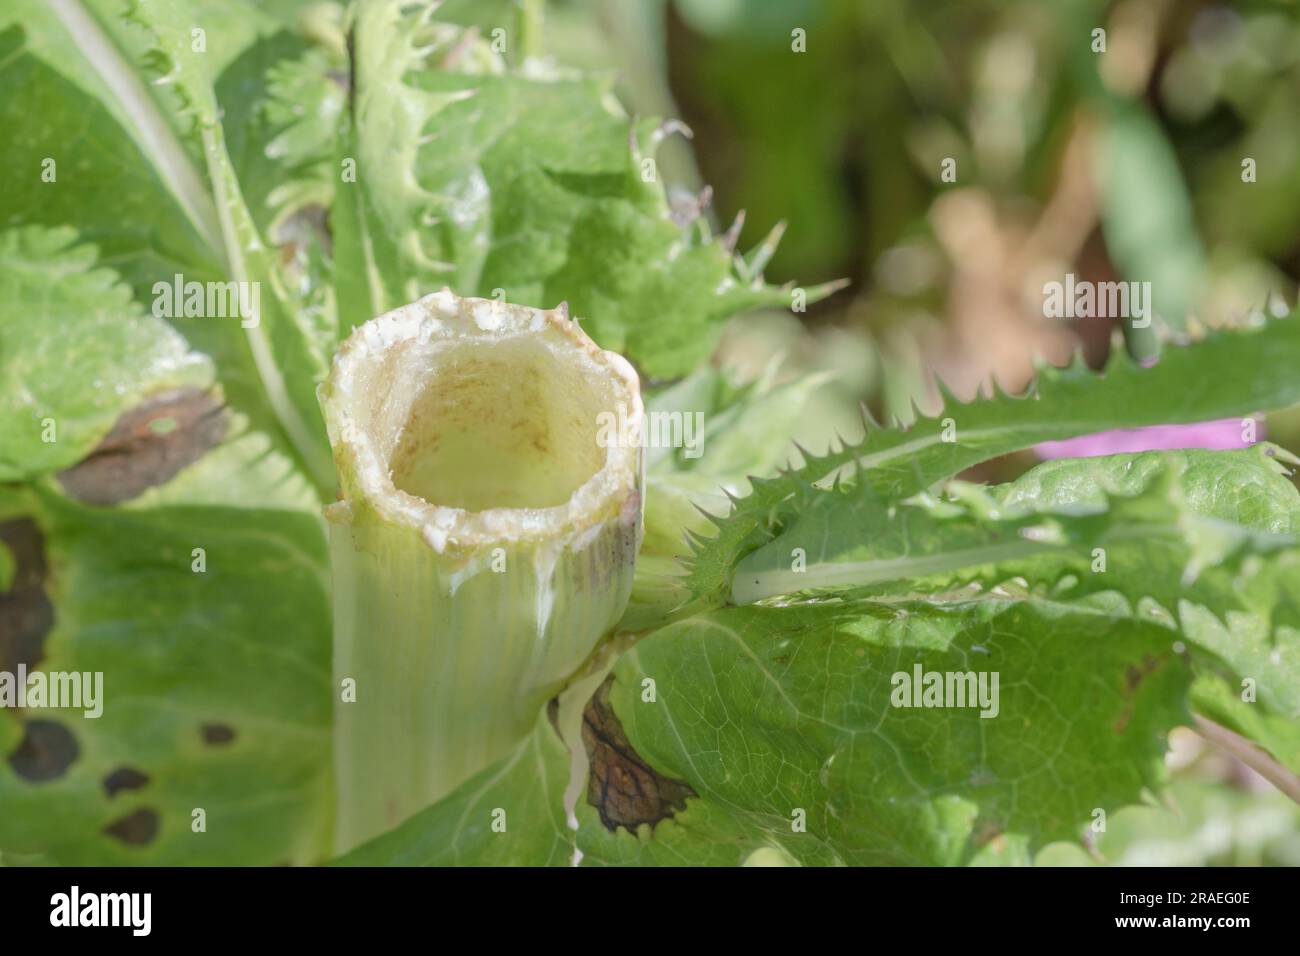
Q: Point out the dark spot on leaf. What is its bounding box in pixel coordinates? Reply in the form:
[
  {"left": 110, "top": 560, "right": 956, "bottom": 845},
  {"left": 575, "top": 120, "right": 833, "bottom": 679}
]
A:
[
  {"left": 969, "top": 817, "right": 1005, "bottom": 850},
  {"left": 103, "top": 766, "right": 150, "bottom": 797},
  {"left": 57, "top": 389, "right": 227, "bottom": 505},
  {"left": 103, "top": 808, "right": 159, "bottom": 846},
  {"left": 1123, "top": 654, "right": 1162, "bottom": 695},
  {"left": 0, "top": 518, "right": 52, "bottom": 674},
  {"left": 200, "top": 723, "right": 235, "bottom": 746},
  {"left": 7, "top": 719, "right": 78, "bottom": 782},
  {"left": 582, "top": 676, "right": 695, "bottom": 832},
  {"left": 1116, "top": 653, "right": 1165, "bottom": 732}
]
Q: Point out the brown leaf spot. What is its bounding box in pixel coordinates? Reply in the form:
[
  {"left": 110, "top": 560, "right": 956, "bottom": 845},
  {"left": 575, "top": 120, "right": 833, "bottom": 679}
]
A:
[
  {"left": 200, "top": 723, "right": 236, "bottom": 746},
  {"left": 0, "top": 519, "right": 53, "bottom": 675},
  {"left": 103, "top": 808, "right": 159, "bottom": 846},
  {"left": 969, "top": 817, "right": 1005, "bottom": 850},
  {"left": 57, "top": 389, "right": 227, "bottom": 505},
  {"left": 582, "top": 677, "right": 694, "bottom": 832},
  {"left": 7, "top": 719, "right": 79, "bottom": 782},
  {"left": 1115, "top": 653, "right": 1165, "bottom": 733},
  {"left": 103, "top": 766, "right": 150, "bottom": 797}
]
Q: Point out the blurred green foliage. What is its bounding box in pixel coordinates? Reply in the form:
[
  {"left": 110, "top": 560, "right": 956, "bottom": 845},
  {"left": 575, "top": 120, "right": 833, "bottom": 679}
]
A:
[
  {"left": 659, "top": 0, "right": 1300, "bottom": 304},
  {"left": 638, "top": 0, "right": 1300, "bottom": 445}
]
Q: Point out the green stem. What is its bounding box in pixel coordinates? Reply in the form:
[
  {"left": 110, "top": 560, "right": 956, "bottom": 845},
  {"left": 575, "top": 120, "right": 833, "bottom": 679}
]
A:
[
  {"left": 320, "top": 289, "right": 644, "bottom": 852},
  {"left": 733, "top": 539, "right": 1050, "bottom": 605},
  {"left": 518, "top": 0, "right": 545, "bottom": 61},
  {"left": 1193, "top": 715, "right": 1300, "bottom": 806}
]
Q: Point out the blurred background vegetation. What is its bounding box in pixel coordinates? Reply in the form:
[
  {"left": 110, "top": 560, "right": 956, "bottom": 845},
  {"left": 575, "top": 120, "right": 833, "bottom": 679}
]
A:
[
  {"left": 514, "top": 0, "right": 1300, "bottom": 866},
  {"left": 510, "top": 0, "right": 1300, "bottom": 464}
]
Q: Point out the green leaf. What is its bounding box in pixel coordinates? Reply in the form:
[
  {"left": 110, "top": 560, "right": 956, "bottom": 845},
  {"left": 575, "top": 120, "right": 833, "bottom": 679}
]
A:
[
  {"left": 584, "top": 597, "right": 1191, "bottom": 865},
  {"left": 103, "top": 0, "right": 335, "bottom": 488},
  {"left": 991, "top": 444, "right": 1300, "bottom": 533},
  {"left": 640, "top": 364, "right": 831, "bottom": 552},
  {"left": 736, "top": 445, "right": 1300, "bottom": 605},
  {"left": 647, "top": 362, "right": 836, "bottom": 481},
  {"left": 0, "top": 225, "right": 214, "bottom": 482},
  {"left": 259, "top": 46, "right": 344, "bottom": 216},
  {"left": 333, "top": 711, "right": 574, "bottom": 867},
  {"left": 624, "top": 365, "right": 835, "bottom": 631},
  {"left": 0, "top": 215, "right": 328, "bottom": 862},
  {"left": 0, "top": 7, "right": 222, "bottom": 301},
  {"left": 336, "top": 0, "right": 820, "bottom": 379},
  {"left": 735, "top": 447, "right": 1300, "bottom": 725},
  {"left": 683, "top": 316, "right": 1300, "bottom": 610},
  {"left": 0, "top": 481, "right": 331, "bottom": 865}
]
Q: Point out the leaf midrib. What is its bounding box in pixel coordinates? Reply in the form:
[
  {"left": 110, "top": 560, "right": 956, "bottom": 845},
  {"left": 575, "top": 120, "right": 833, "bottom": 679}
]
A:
[{"left": 48, "top": 0, "right": 225, "bottom": 262}]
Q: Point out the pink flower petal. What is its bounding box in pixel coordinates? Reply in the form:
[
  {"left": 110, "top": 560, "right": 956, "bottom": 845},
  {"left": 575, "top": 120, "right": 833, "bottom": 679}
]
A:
[{"left": 1035, "top": 419, "right": 1259, "bottom": 459}]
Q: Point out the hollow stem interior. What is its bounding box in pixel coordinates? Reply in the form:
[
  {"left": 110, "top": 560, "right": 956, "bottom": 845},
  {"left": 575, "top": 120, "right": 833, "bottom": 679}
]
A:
[{"left": 389, "top": 337, "right": 606, "bottom": 511}]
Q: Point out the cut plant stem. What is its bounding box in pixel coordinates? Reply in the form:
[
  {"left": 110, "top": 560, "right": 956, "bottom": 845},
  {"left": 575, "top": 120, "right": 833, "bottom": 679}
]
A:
[{"left": 319, "top": 289, "right": 644, "bottom": 852}]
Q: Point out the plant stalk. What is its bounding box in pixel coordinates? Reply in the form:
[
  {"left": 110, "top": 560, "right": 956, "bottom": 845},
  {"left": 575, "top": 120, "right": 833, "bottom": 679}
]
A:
[
  {"left": 319, "top": 290, "right": 643, "bottom": 852},
  {"left": 1193, "top": 714, "right": 1300, "bottom": 806}
]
